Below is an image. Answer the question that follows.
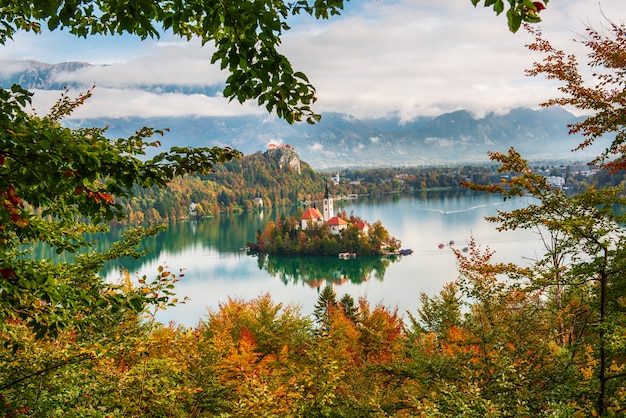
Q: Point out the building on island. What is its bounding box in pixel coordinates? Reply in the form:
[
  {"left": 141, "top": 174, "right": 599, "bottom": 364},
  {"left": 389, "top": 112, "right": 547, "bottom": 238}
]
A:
[
  {"left": 322, "top": 181, "right": 333, "bottom": 222},
  {"left": 301, "top": 206, "right": 324, "bottom": 230},
  {"left": 326, "top": 215, "right": 349, "bottom": 235},
  {"left": 353, "top": 220, "right": 370, "bottom": 236},
  {"left": 301, "top": 182, "right": 348, "bottom": 234}
]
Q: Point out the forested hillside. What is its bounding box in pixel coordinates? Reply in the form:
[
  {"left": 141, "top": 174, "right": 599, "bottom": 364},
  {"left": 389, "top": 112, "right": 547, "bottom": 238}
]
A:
[
  {"left": 117, "top": 146, "right": 327, "bottom": 224},
  {"left": 116, "top": 147, "right": 607, "bottom": 226}
]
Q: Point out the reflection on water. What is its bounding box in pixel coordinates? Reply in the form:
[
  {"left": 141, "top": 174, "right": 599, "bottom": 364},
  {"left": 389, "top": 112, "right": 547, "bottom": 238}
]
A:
[
  {"left": 256, "top": 253, "right": 400, "bottom": 289},
  {"left": 101, "top": 210, "right": 287, "bottom": 278},
  {"left": 28, "top": 190, "right": 546, "bottom": 326}
]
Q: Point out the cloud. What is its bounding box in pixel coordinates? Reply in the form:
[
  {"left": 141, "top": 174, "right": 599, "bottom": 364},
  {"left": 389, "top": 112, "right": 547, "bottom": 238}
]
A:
[
  {"left": 29, "top": 88, "right": 265, "bottom": 119},
  {"left": 54, "top": 43, "right": 226, "bottom": 88},
  {"left": 281, "top": 0, "right": 622, "bottom": 120},
  {"left": 308, "top": 143, "right": 324, "bottom": 152},
  {"left": 1, "top": 0, "right": 623, "bottom": 121},
  {"left": 0, "top": 60, "right": 33, "bottom": 76}
]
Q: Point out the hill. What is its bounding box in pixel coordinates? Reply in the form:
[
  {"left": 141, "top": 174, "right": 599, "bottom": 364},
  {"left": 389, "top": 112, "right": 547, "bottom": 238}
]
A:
[{"left": 118, "top": 146, "right": 328, "bottom": 224}]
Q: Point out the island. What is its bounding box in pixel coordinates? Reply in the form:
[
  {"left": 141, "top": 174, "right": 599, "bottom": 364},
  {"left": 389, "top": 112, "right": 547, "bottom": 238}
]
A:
[{"left": 248, "top": 183, "right": 403, "bottom": 257}]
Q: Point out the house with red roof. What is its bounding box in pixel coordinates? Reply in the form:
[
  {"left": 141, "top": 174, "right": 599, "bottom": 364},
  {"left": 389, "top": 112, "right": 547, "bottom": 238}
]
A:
[
  {"left": 353, "top": 220, "right": 370, "bottom": 236},
  {"left": 301, "top": 206, "right": 324, "bottom": 230},
  {"left": 301, "top": 182, "right": 350, "bottom": 234},
  {"left": 326, "top": 215, "right": 349, "bottom": 235}
]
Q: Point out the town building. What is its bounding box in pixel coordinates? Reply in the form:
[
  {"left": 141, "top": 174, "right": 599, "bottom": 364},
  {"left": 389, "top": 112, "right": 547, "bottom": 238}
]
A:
[
  {"left": 301, "top": 182, "right": 349, "bottom": 234},
  {"left": 546, "top": 176, "right": 566, "bottom": 188},
  {"left": 326, "top": 215, "right": 349, "bottom": 235},
  {"left": 301, "top": 206, "right": 324, "bottom": 230}
]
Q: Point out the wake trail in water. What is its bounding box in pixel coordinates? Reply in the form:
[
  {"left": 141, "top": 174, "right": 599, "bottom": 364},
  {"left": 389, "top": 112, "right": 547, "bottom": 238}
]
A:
[{"left": 414, "top": 200, "right": 506, "bottom": 215}]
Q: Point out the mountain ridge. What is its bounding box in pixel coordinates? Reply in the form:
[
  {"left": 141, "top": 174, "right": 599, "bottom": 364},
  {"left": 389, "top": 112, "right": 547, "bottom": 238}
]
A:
[
  {"left": 61, "top": 108, "right": 591, "bottom": 168},
  {"left": 1, "top": 59, "right": 603, "bottom": 168}
]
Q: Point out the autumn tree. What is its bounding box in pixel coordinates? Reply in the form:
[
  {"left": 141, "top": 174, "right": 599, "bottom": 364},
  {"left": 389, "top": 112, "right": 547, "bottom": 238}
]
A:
[
  {"left": 509, "top": 19, "right": 626, "bottom": 414},
  {"left": 0, "top": 0, "right": 552, "bottom": 414},
  {"left": 199, "top": 295, "right": 313, "bottom": 415},
  {"left": 0, "top": 87, "right": 240, "bottom": 340},
  {"left": 525, "top": 21, "right": 626, "bottom": 171},
  {"left": 411, "top": 281, "right": 462, "bottom": 339},
  {"left": 464, "top": 149, "right": 626, "bottom": 415},
  {"left": 0, "top": 268, "right": 193, "bottom": 416}
]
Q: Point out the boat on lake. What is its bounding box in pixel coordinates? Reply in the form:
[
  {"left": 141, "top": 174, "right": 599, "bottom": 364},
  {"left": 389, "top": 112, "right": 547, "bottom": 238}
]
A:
[{"left": 338, "top": 252, "right": 356, "bottom": 259}]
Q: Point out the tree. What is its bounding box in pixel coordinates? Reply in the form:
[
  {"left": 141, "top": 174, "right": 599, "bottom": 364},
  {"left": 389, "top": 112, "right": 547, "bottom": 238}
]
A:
[
  {"left": 313, "top": 285, "right": 338, "bottom": 333},
  {"left": 472, "top": 0, "right": 548, "bottom": 32},
  {"left": 525, "top": 20, "right": 626, "bottom": 171},
  {"left": 465, "top": 148, "right": 626, "bottom": 415},
  {"left": 439, "top": 19, "right": 626, "bottom": 414},
  {"left": 520, "top": 21, "right": 626, "bottom": 413},
  {"left": 411, "top": 282, "right": 462, "bottom": 338},
  {"left": 0, "top": 88, "right": 240, "bottom": 340}
]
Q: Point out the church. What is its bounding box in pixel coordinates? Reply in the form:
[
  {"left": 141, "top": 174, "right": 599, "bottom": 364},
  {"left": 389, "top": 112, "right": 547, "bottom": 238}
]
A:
[{"left": 300, "top": 182, "right": 349, "bottom": 235}]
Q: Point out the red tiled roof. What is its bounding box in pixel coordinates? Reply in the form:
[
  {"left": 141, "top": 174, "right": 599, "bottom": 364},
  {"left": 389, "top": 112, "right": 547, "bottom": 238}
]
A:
[
  {"left": 326, "top": 216, "right": 348, "bottom": 226},
  {"left": 302, "top": 207, "right": 323, "bottom": 220}
]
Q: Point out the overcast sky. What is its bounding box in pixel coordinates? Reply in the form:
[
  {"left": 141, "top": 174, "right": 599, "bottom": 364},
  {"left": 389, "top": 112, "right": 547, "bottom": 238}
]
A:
[{"left": 0, "top": 0, "right": 623, "bottom": 121}]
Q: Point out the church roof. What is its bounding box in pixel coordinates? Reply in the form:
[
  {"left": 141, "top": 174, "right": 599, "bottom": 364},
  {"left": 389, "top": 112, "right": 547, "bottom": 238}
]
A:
[
  {"left": 302, "top": 207, "right": 323, "bottom": 221},
  {"left": 326, "top": 216, "right": 349, "bottom": 226}
]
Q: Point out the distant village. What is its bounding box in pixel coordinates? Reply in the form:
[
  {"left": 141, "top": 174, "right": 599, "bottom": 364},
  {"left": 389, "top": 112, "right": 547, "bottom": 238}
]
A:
[
  {"left": 330, "top": 162, "right": 599, "bottom": 191},
  {"left": 534, "top": 163, "right": 599, "bottom": 190}
]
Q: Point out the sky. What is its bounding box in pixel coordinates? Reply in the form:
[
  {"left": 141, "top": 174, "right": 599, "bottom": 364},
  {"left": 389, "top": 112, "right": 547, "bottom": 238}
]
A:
[{"left": 0, "top": 0, "right": 623, "bottom": 122}]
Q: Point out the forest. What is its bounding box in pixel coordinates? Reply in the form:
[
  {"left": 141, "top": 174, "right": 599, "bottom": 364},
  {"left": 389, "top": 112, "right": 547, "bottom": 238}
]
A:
[{"left": 1, "top": 1, "right": 626, "bottom": 417}]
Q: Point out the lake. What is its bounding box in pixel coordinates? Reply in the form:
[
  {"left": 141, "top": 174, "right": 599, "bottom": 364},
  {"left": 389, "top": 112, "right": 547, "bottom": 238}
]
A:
[{"left": 102, "top": 190, "right": 546, "bottom": 326}]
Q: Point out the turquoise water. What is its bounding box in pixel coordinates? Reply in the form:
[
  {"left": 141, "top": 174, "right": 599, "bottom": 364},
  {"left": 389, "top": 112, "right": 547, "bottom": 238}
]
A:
[{"left": 103, "top": 190, "right": 544, "bottom": 326}]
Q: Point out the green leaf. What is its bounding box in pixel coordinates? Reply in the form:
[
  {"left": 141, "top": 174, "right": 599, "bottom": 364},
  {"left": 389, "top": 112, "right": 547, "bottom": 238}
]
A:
[
  {"left": 493, "top": 0, "right": 505, "bottom": 15},
  {"left": 507, "top": 8, "right": 522, "bottom": 33}
]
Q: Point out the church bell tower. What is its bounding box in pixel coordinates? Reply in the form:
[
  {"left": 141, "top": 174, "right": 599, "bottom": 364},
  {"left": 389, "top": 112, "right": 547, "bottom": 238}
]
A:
[{"left": 322, "top": 181, "right": 333, "bottom": 222}]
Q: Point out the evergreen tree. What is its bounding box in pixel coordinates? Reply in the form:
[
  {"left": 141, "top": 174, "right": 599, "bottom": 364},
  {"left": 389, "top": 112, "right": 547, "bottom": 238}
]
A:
[{"left": 313, "top": 285, "right": 337, "bottom": 333}]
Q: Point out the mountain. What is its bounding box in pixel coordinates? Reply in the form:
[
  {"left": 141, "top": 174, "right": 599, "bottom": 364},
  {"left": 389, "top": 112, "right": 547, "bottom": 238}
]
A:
[
  {"left": 0, "top": 60, "right": 222, "bottom": 95},
  {"left": 60, "top": 108, "right": 592, "bottom": 168},
  {"left": 0, "top": 60, "right": 92, "bottom": 90},
  {"left": 1, "top": 60, "right": 604, "bottom": 168}
]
